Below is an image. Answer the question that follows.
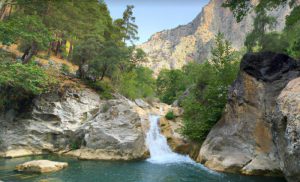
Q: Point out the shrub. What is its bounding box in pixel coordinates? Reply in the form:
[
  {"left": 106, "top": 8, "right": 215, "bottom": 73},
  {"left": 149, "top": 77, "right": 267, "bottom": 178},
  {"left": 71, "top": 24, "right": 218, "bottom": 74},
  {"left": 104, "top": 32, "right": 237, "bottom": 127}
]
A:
[
  {"left": 0, "top": 62, "right": 56, "bottom": 111},
  {"left": 86, "top": 80, "right": 114, "bottom": 100},
  {"left": 60, "top": 63, "right": 71, "bottom": 75},
  {"left": 165, "top": 111, "right": 175, "bottom": 120},
  {"left": 117, "top": 67, "right": 155, "bottom": 99},
  {"left": 156, "top": 69, "right": 188, "bottom": 104}
]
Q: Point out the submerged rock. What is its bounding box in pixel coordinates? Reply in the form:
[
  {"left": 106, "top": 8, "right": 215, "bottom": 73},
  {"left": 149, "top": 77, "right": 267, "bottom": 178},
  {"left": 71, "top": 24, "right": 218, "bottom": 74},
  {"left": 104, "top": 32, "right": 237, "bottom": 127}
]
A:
[
  {"left": 272, "top": 77, "right": 300, "bottom": 182},
  {"left": 198, "top": 52, "right": 300, "bottom": 176},
  {"left": 16, "top": 160, "right": 68, "bottom": 173}
]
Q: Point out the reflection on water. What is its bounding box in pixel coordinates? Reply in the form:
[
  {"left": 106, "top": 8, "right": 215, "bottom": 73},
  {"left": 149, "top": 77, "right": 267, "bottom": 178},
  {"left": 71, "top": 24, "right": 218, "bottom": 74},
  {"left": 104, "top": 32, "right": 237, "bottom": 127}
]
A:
[{"left": 0, "top": 155, "right": 286, "bottom": 182}]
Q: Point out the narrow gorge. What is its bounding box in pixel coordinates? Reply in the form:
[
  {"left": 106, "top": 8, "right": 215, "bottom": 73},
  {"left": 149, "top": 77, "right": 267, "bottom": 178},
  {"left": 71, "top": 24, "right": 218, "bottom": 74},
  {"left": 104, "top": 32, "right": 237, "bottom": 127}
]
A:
[{"left": 0, "top": 0, "right": 299, "bottom": 182}]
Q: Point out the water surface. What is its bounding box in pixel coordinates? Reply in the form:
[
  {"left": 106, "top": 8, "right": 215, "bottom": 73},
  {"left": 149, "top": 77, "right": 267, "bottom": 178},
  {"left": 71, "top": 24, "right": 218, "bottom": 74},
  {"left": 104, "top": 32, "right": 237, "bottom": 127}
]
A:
[{"left": 0, "top": 155, "right": 286, "bottom": 182}]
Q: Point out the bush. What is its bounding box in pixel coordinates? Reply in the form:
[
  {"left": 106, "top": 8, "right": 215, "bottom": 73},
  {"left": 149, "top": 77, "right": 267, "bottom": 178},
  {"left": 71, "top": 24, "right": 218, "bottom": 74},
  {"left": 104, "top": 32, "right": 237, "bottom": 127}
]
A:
[
  {"left": 117, "top": 67, "right": 155, "bottom": 99},
  {"left": 60, "top": 63, "right": 71, "bottom": 75},
  {"left": 156, "top": 69, "right": 188, "bottom": 104},
  {"left": 0, "top": 62, "right": 56, "bottom": 111},
  {"left": 86, "top": 80, "right": 114, "bottom": 100},
  {"left": 165, "top": 111, "right": 175, "bottom": 120}
]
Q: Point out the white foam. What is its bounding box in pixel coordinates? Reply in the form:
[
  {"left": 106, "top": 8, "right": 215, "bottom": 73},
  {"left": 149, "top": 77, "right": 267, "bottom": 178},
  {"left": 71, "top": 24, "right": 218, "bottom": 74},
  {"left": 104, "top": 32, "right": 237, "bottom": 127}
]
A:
[{"left": 146, "top": 115, "right": 194, "bottom": 164}]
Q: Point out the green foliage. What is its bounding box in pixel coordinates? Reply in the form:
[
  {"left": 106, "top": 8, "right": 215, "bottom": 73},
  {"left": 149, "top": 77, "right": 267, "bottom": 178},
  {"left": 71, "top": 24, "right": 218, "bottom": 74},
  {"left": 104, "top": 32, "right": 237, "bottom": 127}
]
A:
[
  {"left": 223, "top": 0, "right": 297, "bottom": 23},
  {"left": 60, "top": 64, "right": 70, "bottom": 75},
  {"left": 181, "top": 34, "right": 240, "bottom": 142},
  {"left": 244, "top": 11, "right": 276, "bottom": 52},
  {"left": 0, "top": 62, "right": 56, "bottom": 111},
  {"left": 116, "top": 67, "right": 155, "bottom": 99},
  {"left": 165, "top": 111, "right": 175, "bottom": 120},
  {"left": 156, "top": 69, "right": 188, "bottom": 104},
  {"left": 70, "top": 140, "right": 81, "bottom": 150},
  {"left": 286, "top": 6, "right": 300, "bottom": 28},
  {"left": 0, "top": 15, "right": 52, "bottom": 63},
  {"left": 85, "top": 80, "right": 114, "bottom": 100}
]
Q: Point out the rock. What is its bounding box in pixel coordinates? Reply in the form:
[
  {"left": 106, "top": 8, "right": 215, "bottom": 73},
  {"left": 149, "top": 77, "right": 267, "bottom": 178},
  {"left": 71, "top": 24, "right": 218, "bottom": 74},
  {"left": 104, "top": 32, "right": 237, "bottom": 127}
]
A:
[
  {"left": 16, "top": 160, "right": 68, "bottom": 173},
  {"left": 66, "top": 98, "right": 148, "bottom": 160},
  {"left": 138, "top": 0, "right": 299, "bottom": 76},
  {"left": 198, "top": 52, "right": 300, "bottom": 176},
  {"left": 0, "top": 87, "right": 101, "bottom": 157},
  {"left": 160, "top": 117, "right": 201, "bottom": 160},
  {"left": 0, "top": 86, "right": 172, "bottom": 161},
  {"left": 134, "top": 99, "right": 150, "bottom": 109},
  {"left": 272, "top": 77, "right": 300, "bottom": 182}
]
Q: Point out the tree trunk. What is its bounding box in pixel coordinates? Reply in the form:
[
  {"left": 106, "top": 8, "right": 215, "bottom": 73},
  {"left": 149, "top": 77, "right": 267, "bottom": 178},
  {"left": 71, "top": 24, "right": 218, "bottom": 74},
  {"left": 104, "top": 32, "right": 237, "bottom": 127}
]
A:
[
  {"left": 55, "top": 40, "right": 61, "bottom": 56},
  {"left": 21, "top": 47, "right": 31, "bottom": 62},
  {"left": 22, "top": 43, "right": 37, "bottom": 64},
  {"left": 67, "top": 41, "right": 73, "bottom": 61},
  {"left": 100, "top": 66, "right": 108, "bottom": 81}
]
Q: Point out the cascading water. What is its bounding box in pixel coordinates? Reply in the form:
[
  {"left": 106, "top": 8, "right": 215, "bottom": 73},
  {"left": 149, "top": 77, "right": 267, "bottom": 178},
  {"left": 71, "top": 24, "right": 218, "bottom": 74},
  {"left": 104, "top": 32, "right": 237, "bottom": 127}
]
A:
[{"left": 146, "top": 115, "right": 194, "bottom": 164}]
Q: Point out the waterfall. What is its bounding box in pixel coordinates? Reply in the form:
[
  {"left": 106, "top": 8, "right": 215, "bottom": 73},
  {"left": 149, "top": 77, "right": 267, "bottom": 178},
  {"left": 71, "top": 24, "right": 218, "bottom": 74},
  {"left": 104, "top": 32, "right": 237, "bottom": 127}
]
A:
[{"left": 146, "top": 115, "right": 193, "bottom": 164}]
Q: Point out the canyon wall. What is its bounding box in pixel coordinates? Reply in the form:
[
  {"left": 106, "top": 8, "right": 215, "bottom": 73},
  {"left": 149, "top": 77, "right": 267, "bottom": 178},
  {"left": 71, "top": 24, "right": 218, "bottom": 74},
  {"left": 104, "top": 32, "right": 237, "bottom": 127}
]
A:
[{"left": 139, "top": 0, "right": 297, "bottom": 76}]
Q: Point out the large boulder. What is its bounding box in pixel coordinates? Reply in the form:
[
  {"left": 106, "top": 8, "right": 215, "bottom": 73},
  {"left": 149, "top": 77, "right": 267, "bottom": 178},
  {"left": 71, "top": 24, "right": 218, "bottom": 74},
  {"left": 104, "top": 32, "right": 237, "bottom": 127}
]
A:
[
  {"left": 16, "top": 160, "right": 68, "bottom": 173},
  {"left": 0, "top": 87, "right": 100, "bottom": 158},
  {"left": 272, "top": 77, "right": 300, "bottom": 182},
  {"left": 198, "top": 52, "right": 300, "bottom": 175},
  {"left": 65, "top": 97, "right": 148, "bottom": 160}
]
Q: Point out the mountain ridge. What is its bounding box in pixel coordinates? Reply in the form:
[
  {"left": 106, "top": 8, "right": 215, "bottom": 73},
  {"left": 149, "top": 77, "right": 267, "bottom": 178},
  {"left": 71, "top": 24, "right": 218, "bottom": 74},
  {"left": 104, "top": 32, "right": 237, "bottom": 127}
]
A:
[{"left": 138, "top": 0, "right": 298, "bottom": 76}]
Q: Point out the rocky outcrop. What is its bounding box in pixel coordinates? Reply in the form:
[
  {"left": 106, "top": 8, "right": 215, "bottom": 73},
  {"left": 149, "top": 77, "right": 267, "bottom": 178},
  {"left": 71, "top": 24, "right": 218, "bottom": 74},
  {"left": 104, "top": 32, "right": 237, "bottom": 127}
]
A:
[
  {"left": 65, "top": 97, "right": 148, "bottom": 160},
  {"left": 0, "top": 87, "right": 101, "bottom": 158},
  {"left": 272, "top": 77, "right": 300, "bottom": 182},
  {"left": 16, "top": 160, "right": 68, "bottom": 173},
  {"left": 139, "top": 0, "right": 299, "bottom": 76},
  {"left": 198, "top": 52, "right": 300, "bottom": 176},
  {"left": 159, "top": 115, "right": 201, "bottom": 160},
  {"left": 0, "top": 87, "right": 171, "bottom": 160}
]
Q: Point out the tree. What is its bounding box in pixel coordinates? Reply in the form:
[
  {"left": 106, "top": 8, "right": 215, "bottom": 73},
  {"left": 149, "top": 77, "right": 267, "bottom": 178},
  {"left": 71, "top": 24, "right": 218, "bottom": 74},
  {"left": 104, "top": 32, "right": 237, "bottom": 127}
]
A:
[
  {"left": 222, "top": 0, "right": 298, "bottom": 23},
  {"left": 181, "top": 34, "right": 240, "bottom": 142},
  {"left": 0, "top": 15, "right": 51, "bottom": 63},
  {"left": 89, "top": 40, "right": 124, "bottom": 81},
  {"left": 114, "top": 5, "right": 139, "bottom": 44},
  {"left": 156, "top": 69, "right": 188, "bottom": 104},
  {"left": 223, "top": 0, "right": 299, "bottom": 52},
  {"left": 72, "top": 37, "right": 102, "bottom": 79}
]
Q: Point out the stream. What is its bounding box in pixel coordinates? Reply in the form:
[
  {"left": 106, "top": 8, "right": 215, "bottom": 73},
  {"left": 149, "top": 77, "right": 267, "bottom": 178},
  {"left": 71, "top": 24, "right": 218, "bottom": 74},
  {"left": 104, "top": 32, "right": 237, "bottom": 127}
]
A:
[{"left": 0, "top": 115, "right": 286, "bottom": 182}]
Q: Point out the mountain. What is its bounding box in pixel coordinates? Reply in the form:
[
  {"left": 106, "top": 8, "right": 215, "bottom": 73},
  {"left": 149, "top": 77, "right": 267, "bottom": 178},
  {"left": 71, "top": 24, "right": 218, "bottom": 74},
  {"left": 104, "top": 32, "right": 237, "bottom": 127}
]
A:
[{"left": 138, "top": 0, "right": 297, "bottom": 76}]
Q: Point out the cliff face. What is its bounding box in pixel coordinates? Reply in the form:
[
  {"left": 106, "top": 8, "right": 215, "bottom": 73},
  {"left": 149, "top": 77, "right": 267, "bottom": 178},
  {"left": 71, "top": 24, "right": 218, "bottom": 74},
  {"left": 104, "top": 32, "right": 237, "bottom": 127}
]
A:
[
  {"left": 0, "top": 87, "right": 171, "bottom": 160},
  {"left": 139, "top": 0, "right": 297, "bottom": 76},
  {"left": 198, "top": 52, "right": 300, "bottom": 177}
]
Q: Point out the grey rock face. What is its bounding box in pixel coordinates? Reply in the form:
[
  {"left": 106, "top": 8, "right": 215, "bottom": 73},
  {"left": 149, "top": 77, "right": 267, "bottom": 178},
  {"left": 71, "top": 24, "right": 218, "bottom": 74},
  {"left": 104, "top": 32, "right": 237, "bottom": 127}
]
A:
[
  {"left": 0, "top": 88, "right": 170, "bottom": 160},
  {"left": 139, "top": 0, "right": 298, "bottom": 76},
  {"left": 198, "top": 52, "right": 300, "bottom": 176},
  {"left": 67, "top": 98, "right": 147, "bottom": 160},
  {"left": 0, "top": 88, "right": 101, "bottom": 157},
  {"left": 272, "top": 77, "right": 300, "bottom": 182}
]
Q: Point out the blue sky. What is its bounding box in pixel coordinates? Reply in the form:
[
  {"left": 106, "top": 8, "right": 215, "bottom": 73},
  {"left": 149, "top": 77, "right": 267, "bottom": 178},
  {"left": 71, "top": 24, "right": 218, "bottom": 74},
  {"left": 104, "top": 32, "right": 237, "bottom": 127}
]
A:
[{"left": 105, "top": 0, "right": 209, "bottom": 44}]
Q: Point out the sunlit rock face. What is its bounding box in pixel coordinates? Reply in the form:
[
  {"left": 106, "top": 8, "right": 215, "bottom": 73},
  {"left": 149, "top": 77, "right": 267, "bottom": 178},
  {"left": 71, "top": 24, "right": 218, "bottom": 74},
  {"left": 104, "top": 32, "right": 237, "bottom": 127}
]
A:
[
  {"left": 272, "top": 77, "right": 300, "bottom": 182},
  {"left": 198, "top": 52, "right": 300, "bottom": 176},
  {"left": 0, "top": 87, "right": 172, "bottom": 160},
  {"left": 138, "top": 0, "right": 297, "bottom": 76}
]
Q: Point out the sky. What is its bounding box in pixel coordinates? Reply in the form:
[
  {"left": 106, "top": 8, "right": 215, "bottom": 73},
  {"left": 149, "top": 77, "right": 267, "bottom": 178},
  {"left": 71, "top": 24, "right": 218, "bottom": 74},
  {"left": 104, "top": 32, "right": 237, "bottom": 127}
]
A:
[{"left": 105, "top": 0, "right": 209, "bottom": 44}]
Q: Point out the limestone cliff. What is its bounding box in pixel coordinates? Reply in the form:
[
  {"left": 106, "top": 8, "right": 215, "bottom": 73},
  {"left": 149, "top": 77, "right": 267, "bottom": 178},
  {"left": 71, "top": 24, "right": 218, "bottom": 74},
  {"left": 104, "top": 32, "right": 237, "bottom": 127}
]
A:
[
  {"left": 198, "top": 52, "right": 300, "bottom": 177},
  {"left": 139, "top": 0, "right": 297, "bottom": 76},
  {"left": 0, "top": 87, "right": 171, "bottom": 160},
  {"left": 272, "top": 77, "right": 300, "bottom": 182}
]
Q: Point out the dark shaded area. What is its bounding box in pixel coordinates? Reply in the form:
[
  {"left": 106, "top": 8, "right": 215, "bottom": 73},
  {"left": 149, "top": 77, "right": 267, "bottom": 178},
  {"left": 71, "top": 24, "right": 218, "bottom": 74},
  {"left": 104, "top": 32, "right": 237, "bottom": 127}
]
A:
[{"left": 240, "top": 52, "right": 300, "bottom": 82}]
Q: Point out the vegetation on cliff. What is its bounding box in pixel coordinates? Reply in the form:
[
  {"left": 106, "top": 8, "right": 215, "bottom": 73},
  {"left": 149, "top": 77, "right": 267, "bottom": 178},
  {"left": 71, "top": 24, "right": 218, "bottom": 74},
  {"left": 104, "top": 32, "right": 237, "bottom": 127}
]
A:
[{"left": 0, "top": 0, "right": 155, "bottom": 108}]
